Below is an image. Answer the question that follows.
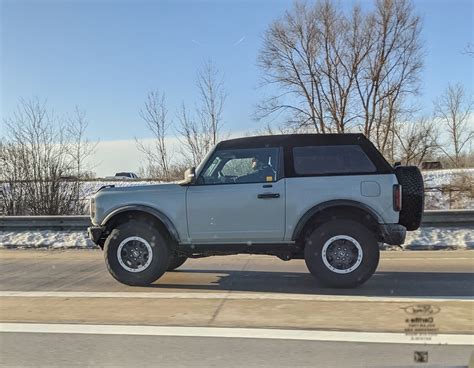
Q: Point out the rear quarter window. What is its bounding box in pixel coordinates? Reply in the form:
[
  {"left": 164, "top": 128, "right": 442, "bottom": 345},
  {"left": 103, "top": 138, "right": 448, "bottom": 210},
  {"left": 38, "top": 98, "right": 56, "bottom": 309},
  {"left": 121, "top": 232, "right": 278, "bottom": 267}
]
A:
[{"left": 293, "top": 145, "right": 376, "bottom": 175}]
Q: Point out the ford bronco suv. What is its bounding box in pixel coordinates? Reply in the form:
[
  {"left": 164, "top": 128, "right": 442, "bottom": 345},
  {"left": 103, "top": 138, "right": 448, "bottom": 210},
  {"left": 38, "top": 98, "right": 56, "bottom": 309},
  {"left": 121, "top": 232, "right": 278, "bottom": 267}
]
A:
[{"left": 88, "top": 134, "right": 424, "bottom": 288}]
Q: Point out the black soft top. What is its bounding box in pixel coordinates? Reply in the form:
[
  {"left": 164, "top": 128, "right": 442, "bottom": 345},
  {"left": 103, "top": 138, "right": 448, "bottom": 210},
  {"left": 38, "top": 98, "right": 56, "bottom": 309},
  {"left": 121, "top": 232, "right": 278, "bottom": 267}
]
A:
[
  {"left": 217, "top": 133, "right": 366, "bottom": 149},
  {"left": 216, "top": 133, "right": 393, "bottom": 174}
]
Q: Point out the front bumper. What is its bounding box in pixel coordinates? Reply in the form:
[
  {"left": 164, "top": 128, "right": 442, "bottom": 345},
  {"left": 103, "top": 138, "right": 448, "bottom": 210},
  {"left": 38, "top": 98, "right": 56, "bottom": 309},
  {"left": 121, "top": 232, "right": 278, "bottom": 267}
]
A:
[
  {"left": 88, "top": 226, "right": 106, "bottom": 245},
  {"left": 379, "top": 224, "right": 406, "bottom": 245}
]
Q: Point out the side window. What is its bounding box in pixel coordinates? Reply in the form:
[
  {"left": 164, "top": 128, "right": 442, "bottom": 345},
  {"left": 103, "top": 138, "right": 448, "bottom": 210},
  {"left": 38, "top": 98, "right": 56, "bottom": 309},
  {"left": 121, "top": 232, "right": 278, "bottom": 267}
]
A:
[
  {"left": 293, "top": 145, "right": 376, "bottom": 175},
  {"left": 199, "top": 147, "right": 280, "bottom": 184},
  {"left": 221, "top": 158, "right": 253, "bottom": 177}
]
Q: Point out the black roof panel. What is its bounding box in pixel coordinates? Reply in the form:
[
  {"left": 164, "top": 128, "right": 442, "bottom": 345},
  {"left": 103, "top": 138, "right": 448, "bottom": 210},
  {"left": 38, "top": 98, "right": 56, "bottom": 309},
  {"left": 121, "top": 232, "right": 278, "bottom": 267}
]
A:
[{"left": 217, "top": 133, "right": 367, "bottom": 149}]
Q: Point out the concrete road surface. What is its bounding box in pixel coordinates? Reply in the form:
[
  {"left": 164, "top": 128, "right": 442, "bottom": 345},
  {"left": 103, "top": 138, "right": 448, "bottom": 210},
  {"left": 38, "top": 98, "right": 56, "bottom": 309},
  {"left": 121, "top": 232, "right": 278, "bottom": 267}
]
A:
[
  {"left": 1, "top": 332, "right": 473, "bottom": 368},
  {"left": 0, "top": 249, "right": 473, "bottom": 367}
]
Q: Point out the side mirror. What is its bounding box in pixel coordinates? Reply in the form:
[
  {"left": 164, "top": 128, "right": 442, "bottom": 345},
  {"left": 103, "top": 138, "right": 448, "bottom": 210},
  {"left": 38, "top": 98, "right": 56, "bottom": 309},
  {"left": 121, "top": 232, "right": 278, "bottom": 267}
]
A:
[
  {"left": 181, "top": 167, "right": 196, "bottom": 185},
  {"left": 393, "top": 161, "right": 401, "bottom": 168}
]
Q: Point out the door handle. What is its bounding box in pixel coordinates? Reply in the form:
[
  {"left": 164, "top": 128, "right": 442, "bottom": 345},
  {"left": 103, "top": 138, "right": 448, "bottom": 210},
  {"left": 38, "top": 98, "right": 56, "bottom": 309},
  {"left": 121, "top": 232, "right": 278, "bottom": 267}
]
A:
[{"left": 257, "top": 193, "right": 280, "bottom": 199}]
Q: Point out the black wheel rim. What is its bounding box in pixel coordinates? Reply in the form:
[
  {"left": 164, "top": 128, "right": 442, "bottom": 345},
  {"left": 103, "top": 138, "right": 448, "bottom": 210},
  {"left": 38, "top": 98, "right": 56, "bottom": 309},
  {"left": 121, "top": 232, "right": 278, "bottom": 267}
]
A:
[{"left": 117, "top": 236, "right": 153, "bottom": 272}]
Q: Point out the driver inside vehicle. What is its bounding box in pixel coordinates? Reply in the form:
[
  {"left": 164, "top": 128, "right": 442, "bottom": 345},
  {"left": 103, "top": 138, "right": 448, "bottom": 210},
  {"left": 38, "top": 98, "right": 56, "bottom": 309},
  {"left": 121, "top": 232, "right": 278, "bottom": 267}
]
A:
[{"left": 236, "top": 153, "right": 275, "bottom": 183}]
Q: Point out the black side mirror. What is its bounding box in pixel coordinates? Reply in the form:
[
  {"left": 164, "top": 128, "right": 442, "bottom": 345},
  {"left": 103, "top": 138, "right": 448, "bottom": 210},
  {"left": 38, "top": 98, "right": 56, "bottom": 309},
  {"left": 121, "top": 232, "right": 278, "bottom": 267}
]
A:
[{"left": 394, "top": 161, "right": 401, "bottom": 167}]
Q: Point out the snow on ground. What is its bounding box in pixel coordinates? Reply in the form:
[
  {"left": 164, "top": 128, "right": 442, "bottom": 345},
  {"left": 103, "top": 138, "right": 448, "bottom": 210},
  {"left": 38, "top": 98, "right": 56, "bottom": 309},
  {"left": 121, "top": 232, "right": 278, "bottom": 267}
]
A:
[
  {"left": 422, "top": 168, "right": 474, "bottom": 187},
  {"left": 422, "top": 168, "right": 473, "bottom": 210},
  {"left": 0, "top": 231, "right": 95, "bottom": 249},
  {"left": 1, "top": 228, "right": 472, "bottom": 250},
  {"left": 403, "top": 227, "right": 473, "bottom": 250}
]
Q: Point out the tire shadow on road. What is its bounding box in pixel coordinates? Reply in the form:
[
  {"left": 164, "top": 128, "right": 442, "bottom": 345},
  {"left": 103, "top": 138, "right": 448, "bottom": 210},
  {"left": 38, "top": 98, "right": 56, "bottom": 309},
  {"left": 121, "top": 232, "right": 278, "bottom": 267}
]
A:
[{"left": 150, "top": 270, "right": 474, "bottom": 297}]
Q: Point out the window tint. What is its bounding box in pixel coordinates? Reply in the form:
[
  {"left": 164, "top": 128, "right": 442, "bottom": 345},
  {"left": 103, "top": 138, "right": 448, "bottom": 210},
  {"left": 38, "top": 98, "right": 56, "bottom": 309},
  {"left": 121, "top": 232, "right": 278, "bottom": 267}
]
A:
[
  {"left": 199, "top": 147, "right": 279, "bottom": 184},
  {"left": 293, "top": 145, "right": 376, "bottom": 175}
]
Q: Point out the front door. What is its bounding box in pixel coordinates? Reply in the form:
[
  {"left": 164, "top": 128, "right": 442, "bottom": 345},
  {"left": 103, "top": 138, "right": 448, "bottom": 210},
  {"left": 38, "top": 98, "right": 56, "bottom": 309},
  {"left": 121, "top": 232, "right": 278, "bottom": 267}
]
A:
[{"left": 186, "top": 147, "right": 285, "bottom": 243}]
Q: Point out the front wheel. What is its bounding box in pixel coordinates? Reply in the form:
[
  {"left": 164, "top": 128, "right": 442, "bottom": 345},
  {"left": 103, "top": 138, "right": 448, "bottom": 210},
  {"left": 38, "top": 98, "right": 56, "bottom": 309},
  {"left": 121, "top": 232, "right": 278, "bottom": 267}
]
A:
[
  {"left": 304, "top": 220, "right": 380, "bottom": 288},
  {"left": 104, "top": 220, "right": 171, "bottom": 286},
  {"left": 167, "top": 255, "right": 187, "bottom": 271}
]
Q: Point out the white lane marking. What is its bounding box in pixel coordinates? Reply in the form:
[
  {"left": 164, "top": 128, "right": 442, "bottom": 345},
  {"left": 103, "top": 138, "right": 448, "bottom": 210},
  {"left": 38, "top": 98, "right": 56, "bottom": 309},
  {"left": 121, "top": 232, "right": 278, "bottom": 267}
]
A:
[
  {"left": 0, "top": 291, "right": 472, "bottom": 302},
  {"left": 1, "top": 323, "right": 472, "bottom": 346}
]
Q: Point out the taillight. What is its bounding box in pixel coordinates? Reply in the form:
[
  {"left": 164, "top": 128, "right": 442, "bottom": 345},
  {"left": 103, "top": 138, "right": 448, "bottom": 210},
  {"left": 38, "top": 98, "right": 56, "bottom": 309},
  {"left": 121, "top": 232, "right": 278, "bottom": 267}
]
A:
[{"left": 393, "top": 184, "right": 402, "bottom": 211}]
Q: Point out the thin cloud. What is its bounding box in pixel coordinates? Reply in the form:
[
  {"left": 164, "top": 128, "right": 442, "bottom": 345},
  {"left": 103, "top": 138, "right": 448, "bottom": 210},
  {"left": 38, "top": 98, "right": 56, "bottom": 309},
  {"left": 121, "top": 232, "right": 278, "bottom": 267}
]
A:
[
  {"left": 233, "top": 36, "right": 245, "bottom": 46},
  {"left": 191, "top": 39, "right": 203, "bottom": 46}
]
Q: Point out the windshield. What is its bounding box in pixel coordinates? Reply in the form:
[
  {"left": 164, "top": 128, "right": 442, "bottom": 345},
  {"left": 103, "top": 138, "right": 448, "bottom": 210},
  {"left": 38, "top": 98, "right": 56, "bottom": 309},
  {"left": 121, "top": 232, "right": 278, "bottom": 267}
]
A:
[{"left": 195, "top": 144, "right": 217, "bottom": 178}]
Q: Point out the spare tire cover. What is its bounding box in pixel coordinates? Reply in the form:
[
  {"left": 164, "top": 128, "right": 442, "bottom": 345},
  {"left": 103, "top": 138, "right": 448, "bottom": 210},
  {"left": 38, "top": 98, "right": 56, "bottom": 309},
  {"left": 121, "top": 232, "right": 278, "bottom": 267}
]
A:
[{"left": 395, "top": 166, "right": 424, "bottom": 230}]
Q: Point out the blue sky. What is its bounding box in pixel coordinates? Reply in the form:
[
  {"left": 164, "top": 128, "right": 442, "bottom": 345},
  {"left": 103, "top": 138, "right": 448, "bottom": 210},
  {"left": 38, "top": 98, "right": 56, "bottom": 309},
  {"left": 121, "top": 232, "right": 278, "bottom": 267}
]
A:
[{"left": 1, "top": 0, "right": 473, "bottom": 174}]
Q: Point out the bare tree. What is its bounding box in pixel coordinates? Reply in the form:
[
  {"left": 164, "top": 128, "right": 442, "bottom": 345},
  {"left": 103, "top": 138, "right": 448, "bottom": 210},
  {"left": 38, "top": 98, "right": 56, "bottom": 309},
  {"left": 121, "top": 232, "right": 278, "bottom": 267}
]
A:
[
  {"left": 393, "top": 117, "right": 439, "bottom": 166},
  {"left": 257, "top": 0, "right": 422, "bottom": 150},
  {"left": 252, "top": 121, "right": 298, "bottom": 136},
  {"left": 138, "top": 62, "right": 226, "bottom": 174},
  {"left": 177, "top": 103, "right": 213, "bottom": 167},
  {"left": 434, "top": 83, "right": 474, "bottom": 167},
  {"left": 177, "top": 60, "right": 227, "bottom": 167},
  {"left": 196, "top": 60, "right": 227, "bottom": 145},
  {"left": 67, "top": 107, "right": 98, "bottom": 178},
  {"left": 1, "top": 98, "right": 95, "bottom": 215},
  {"left": 257, "top": 0, "right": 350, "bottom": 132},
  {"left": 136, "top": 91, "right": 172, "bottom": 179},
  {"left": 357, "top": 0, "right": 422, "bottom": 156},
  {"left": 65, "top": 107, "right": 98, "bottom": 214}
]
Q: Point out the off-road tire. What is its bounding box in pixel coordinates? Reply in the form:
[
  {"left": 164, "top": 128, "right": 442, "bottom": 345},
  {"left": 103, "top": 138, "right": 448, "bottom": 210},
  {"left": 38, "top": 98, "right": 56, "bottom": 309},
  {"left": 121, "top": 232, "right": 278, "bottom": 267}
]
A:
[
  {"left": 304, "top": 220, "right": 380, "bottom": 288},
  {"left": 167, "top": 255, "right": 187, "bottom": 271},
  {"left": 104, "top": 220, "right": 171, "bottom": 286},
  {"left": 395, "top": 166, "right": 424, "bottom": 230}
]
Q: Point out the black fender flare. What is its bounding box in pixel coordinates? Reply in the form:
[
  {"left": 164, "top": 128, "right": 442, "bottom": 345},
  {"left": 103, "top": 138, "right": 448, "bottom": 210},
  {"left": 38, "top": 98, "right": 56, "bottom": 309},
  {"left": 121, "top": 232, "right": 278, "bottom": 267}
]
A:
[
  {"left": 291, "top": 200, "right": 383, "bottom": 241},
  {"left": 101, "top": 205, "right": 180, "bottom": 242}
]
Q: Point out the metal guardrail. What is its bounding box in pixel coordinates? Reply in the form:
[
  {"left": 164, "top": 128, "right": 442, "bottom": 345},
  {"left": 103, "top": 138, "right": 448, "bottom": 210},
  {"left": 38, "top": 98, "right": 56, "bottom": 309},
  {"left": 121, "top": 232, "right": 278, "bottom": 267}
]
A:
[
  {"left": 0, "top": 216, "right": 91, "bottom": 230},
  {"left": 421, "top": 210, "right": 474, "bottom": 227},
  {"left": 0, "top": 210, "right": 473, "bottom": 231}
]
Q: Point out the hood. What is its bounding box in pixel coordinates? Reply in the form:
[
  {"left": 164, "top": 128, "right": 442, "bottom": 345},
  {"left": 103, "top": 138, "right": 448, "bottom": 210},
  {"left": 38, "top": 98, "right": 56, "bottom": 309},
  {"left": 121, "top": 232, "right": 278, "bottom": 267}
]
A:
[{"left": 97, "top": 182, "right": 181, "bottom": 194}]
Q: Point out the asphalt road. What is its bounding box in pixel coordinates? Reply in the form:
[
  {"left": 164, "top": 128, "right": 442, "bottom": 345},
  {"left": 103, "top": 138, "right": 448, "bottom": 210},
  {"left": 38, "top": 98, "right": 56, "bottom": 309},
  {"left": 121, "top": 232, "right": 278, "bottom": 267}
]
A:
[
  {"left": 0, "top": 249, "right": 473, "bottom": 367},
  {"left": 1, "top": 249, "right": 473, "bottom": 296},
  {"left": 1, "top": 332, "right": 473, "bottom": 368}
]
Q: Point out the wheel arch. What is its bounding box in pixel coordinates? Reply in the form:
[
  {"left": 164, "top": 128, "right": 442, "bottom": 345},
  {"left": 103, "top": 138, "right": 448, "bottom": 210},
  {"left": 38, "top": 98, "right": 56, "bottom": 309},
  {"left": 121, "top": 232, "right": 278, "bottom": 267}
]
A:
[
  {"left": 291, "top": 200, "right": 383, "bottom": 242},
  {"left": 100, "top": 205, "right": 180, "bottom": 245}
]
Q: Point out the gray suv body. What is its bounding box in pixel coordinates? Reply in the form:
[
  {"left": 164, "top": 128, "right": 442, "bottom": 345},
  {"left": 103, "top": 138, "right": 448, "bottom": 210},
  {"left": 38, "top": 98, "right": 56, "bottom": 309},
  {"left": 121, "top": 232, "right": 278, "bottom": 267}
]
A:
[{"left": 88, "top": 134, "right": 424, "bottom": 288}]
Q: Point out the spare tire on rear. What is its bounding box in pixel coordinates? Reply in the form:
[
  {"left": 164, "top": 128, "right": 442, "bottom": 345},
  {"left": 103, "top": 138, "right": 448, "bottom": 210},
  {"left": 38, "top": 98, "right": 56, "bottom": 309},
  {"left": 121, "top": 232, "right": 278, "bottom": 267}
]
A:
[{"left": 395, "top": 166, "right": 424, "bottom": 230}]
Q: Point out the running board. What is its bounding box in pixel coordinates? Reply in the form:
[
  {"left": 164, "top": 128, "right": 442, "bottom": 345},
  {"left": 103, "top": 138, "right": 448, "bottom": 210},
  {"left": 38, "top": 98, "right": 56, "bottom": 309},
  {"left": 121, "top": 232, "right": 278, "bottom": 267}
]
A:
[{"left": 176, "top": 242, "right": 301, "bottom": 260}]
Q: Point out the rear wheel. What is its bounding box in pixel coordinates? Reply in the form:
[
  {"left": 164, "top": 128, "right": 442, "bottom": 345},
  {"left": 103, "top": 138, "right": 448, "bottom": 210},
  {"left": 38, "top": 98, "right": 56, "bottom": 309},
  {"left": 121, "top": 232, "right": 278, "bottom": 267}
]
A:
[
  {"left": 167, "top": 255, "right": 187, "bottom": 271},
  {"left": 304, "top": 220, "right": 380, "bottom": 288},
  {"left": 104, "top": 220, "right": 171, "bottom": 286}
]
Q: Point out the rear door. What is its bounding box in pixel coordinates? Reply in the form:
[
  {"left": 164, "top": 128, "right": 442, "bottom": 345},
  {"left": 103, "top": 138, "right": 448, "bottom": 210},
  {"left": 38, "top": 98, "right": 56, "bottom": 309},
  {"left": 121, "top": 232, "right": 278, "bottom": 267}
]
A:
[{"left": 186, "top": 147, "right": 286, "bottom": 243}]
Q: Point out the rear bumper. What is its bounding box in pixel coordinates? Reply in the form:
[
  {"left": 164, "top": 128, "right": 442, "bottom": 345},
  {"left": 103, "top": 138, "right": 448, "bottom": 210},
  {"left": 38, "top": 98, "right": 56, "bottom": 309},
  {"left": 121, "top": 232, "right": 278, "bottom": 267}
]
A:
[
  {"left": 87, "top": 226, "right": 106, "bottom": 245},
  {"left": 379, "top": 224, "right": 406, "bottom": 245}
]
